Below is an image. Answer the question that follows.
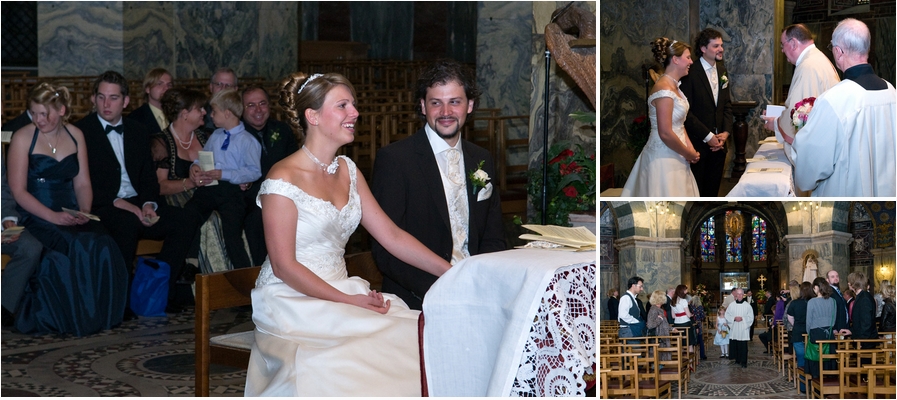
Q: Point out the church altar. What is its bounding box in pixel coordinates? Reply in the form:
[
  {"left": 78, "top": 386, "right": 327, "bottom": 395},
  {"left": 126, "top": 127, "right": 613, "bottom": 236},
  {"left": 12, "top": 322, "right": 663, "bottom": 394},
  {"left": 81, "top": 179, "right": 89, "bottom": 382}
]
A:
[
  {"left": 422, "top": 249, "right": 596, "bottom": 396},
  {"left": 726, "top": 141, "right": 796, "bottom": 197}
]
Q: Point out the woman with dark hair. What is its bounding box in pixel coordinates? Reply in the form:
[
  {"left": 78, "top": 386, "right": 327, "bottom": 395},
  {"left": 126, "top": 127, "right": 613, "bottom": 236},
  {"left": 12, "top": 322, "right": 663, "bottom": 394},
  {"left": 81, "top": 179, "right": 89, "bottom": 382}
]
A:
[
  {"left": 805, "top": 277, "right": 837, "bottom": 379},
  {"left": 245, "top": 72, "right": 451, "bottom": 396},
  {"left": 6, "top": 82, "right": 127, "bottom": 335},
  {"left": 150, "top": 88, "right": 229, "bottom": 273},
  {"left": 670, "top": 284, "right": 695, "bottom": 353},
  {"left": 621, "top": 37, "right": 700, "bottom": 196}
]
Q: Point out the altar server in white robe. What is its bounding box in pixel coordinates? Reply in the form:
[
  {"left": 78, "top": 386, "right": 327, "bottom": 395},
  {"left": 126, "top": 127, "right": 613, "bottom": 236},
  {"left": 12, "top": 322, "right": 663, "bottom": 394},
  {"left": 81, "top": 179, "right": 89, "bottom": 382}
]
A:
[
  {"left": 763, "top": 24, "right": 840, "bottom": 179},
  {"left": 787, "top": 18, "right": 896, "bottom": 197}
]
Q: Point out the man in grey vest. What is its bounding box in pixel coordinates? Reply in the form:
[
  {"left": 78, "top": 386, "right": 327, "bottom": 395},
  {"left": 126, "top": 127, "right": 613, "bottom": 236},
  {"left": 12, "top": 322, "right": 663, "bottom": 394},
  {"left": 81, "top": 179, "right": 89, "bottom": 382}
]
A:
[{"left": 617, "top": 276, "right": 646, "bottom": 339}]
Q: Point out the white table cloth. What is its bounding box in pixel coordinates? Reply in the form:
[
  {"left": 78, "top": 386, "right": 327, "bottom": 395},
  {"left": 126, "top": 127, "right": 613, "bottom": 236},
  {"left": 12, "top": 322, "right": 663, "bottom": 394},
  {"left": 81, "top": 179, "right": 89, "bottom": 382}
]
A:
[
  {"left": 726, "top": 141, "right": 796, "bottom": 197},
  {"left": 423, "top": 249, "right": 596, "bottom": 396}
]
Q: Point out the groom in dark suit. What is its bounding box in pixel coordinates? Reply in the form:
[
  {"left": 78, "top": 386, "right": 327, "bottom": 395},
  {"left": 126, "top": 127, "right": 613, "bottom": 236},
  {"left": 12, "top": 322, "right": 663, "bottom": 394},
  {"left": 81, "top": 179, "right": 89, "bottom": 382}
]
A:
[
  {"left": 76, "top": 71, "right": 201, "bottom": 314},
  {"left": 680, "top": 28, "right": 733, "bottom": 197},
  {"left": 371, "top": 59, "right": 506, "bottom": 310}
]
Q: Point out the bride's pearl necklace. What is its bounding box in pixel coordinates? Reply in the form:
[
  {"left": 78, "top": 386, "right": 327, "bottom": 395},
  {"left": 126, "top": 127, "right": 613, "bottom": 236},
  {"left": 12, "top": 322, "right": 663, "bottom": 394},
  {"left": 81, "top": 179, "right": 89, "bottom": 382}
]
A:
[{"left": 302, "top": 146, "right": 339, "bottom": 174}]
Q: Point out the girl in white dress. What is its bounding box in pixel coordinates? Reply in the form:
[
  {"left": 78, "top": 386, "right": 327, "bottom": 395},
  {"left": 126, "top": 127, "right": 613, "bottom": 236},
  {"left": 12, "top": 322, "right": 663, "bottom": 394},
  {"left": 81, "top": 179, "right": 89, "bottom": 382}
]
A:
[
  {"left": 622, "top": 37, "right": 701, "bottom": 196},
  {"left": 244, "top": 72, "right": 452, "bottom": 396},
  {"left": 714, "top": 307, "right": 730, "bottom": 357}
]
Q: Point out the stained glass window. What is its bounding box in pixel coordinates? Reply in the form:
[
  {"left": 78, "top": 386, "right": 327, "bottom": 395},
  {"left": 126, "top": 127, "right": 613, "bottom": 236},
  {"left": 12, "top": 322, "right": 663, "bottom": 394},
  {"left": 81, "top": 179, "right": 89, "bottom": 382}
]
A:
[
  {"left": 752, "top": 216, "right": 767, "bottom": 261},
  {"left": 726, "top": 211, "right": 743, "bottom": 263},
  {"left": 700, "top": 217, "right": 715, "bottom": 262}
]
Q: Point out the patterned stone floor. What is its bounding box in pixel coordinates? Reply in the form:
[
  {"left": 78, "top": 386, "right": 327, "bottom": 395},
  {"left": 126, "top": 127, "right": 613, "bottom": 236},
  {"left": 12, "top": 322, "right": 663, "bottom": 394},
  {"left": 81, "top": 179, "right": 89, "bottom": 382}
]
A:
[
  {"left": 1, "top": 307, "right": 251, "bottom": 397},
  {"left": 683, "top": 331, "right": 805, "bottom": 399}
]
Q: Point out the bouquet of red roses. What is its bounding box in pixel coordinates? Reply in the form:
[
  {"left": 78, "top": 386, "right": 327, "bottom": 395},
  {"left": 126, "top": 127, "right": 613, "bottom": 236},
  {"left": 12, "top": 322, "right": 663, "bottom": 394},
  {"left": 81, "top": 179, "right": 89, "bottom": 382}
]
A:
[{"left": 790, "top": 97, "right": 816, "bottom": 132}]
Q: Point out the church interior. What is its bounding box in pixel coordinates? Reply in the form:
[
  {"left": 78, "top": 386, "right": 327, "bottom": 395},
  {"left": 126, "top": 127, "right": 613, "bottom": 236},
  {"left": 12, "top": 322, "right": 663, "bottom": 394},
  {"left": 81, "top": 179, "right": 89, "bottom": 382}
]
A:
[
  {"left": 598, "top": 0, "right": 895, "bottom": 195},
  {"left": 1, "top": 1, "right": 598, "bottom": 397},
  {"left": 599, "top": 201, "right": 896, "bottom": 398}
]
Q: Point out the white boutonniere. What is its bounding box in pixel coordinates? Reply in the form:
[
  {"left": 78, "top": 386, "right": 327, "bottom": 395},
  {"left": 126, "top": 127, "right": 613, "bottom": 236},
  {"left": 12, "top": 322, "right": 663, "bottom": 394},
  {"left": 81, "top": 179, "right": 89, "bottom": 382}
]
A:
[
  {"left": 720, "top": 73, "right": 729, "bottom": 89},
  {"left": 469, "top": 160, "right": 493, "bottom": 201},
  {"left": 270, "top": 129, "right": 281, "bottom": 143},
  {"left": 468, "top": 160, "right": 489, "bottom": 194}
]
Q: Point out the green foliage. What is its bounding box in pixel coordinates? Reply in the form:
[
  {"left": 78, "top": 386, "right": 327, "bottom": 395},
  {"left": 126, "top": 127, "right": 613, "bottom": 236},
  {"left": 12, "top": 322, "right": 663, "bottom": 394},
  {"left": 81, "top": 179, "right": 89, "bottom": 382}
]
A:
[{"left": 526, "top": 141, "right": 596, "bottom": 226}]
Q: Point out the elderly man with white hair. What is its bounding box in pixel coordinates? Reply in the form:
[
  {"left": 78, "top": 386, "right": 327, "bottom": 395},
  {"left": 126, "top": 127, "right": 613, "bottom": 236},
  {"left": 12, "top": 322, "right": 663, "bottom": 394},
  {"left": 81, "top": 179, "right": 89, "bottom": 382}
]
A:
[
  {"left": 787, "top": 18, "right": 897, "bottom": 196},
  {"left": 725, "top": 288, "right": 754, "bottom": 368}
]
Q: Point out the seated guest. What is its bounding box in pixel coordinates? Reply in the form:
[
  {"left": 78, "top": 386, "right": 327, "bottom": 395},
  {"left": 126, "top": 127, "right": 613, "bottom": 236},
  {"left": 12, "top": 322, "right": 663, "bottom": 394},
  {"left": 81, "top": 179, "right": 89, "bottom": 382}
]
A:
[
  {"left": 6, "top": 82, "right": 127, "bottom": 336},
  {"left": 204, "top": 67, "right": 238, "bottom": 133},
  {"left": 75, "top": 71, "right": 202, "bottom": 314},
  {"left": 2, "top": 161, "right": 44, "bottom": 328},
  {"left": 2, "top": 110, "right": 32, "bottom": 134},
  {"left": 128, "top": 68, "right": 173, "bottom": 133},
  {"left": 788, "top": 18, "right": 896, "bottom": 196},
  {"left": 188, "top": 89, "right": 260, "bottom": 270},
  {"left": 241, "top": 85, "right": 299, "bottom": 266},
  {"left": 151, "top": 89, "right": 231, "bottom": 272}
]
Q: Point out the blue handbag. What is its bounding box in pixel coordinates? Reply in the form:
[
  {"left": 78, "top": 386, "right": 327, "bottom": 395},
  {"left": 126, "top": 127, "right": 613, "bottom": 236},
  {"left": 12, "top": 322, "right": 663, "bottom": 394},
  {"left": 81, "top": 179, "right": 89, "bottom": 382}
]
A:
[{"left": 130, "top": 257, "right": 170, "bottom": 317}]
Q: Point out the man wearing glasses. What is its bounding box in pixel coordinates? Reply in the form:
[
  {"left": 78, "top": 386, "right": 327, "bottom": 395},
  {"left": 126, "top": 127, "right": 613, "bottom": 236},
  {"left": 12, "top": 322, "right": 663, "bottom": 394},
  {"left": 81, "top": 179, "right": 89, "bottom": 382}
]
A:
[
  {"left": 241, "top": 85, "right": 299, "bottom": 266},
  {"left": 204, "top": 67, "right": 239, "bottom": 132},
  {"left": 789, "top": 19, "right": 896, "bottom": 196},
  {"left": 762, "top": 24, "right": 839, "bottom": 170},
  {"left": 617, "top": 276, "right": 646, "bottom": 340}
]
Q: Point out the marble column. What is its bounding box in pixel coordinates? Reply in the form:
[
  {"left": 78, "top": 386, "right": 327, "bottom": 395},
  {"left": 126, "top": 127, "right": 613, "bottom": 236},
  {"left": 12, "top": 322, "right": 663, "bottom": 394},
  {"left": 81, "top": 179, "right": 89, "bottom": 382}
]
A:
[
  {"left": 783, "top": 231, "right": 853, "bottom": 283},
  {"left": 615, "top": 236, "right": 685, "bottom": 297}
]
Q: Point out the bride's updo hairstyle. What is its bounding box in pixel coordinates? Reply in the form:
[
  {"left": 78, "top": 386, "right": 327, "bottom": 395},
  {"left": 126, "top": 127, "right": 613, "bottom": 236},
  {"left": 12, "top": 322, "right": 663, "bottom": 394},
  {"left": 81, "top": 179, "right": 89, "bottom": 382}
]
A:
[
  {"left": 29, "top": 82, "right": 73, "bottom": 124},
  {"left": 651, "top": 37, "right": 691, "bottom": 72},
  {"left": 279, "top": 72, "right": 357, "bottom": 136}
]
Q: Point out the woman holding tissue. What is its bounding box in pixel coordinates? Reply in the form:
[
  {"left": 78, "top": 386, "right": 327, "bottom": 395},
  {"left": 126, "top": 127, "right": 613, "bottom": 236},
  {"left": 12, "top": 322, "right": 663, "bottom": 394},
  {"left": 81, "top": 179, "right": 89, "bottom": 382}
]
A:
[{"left": 622, "top": 38, "right": 700, "bottom": 196}]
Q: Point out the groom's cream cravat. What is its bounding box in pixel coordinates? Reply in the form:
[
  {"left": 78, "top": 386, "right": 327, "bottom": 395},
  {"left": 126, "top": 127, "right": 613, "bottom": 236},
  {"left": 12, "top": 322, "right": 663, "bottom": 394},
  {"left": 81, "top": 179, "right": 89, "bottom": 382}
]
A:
[
  {"left": 708, "top": 65, "right": 719, "bottom": 105},
  {"left": 444, "top": 148, "right": 470, "bottom": 263}
]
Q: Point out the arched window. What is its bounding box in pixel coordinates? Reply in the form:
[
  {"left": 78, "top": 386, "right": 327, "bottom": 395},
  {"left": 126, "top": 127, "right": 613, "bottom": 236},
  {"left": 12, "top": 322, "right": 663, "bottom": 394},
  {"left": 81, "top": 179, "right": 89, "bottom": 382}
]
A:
[
  {"left": 752, "top": 215, "right": 767, "bottom": 261},
  {"left": 726, "top": 210, "right": 743, "bottom": 263},
  {"left": 700, "top": 217, "right": 715, "bottom": 262}
]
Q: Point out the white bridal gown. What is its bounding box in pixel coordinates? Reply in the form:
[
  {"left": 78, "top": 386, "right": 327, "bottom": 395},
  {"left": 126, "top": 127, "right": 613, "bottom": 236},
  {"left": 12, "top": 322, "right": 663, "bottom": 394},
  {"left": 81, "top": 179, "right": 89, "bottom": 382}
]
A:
[
  {"left": 245, "top": 157, "right": 422, "bottom": 396},
  {"left": 621, "top": 88, "right": 700, "bottom": 196}
]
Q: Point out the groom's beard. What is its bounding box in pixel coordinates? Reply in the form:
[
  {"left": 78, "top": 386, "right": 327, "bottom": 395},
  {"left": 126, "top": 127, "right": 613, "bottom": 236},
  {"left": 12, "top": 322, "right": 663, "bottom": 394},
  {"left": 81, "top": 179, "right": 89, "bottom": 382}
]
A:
[{"left": 429, "top": 117, "right": 462, "bottom": 140}]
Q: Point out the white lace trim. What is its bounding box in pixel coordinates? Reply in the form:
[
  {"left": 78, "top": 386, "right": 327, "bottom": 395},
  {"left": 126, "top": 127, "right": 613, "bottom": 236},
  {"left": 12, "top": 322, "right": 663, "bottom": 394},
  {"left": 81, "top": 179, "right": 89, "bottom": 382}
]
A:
[
  {"left": 509, "top": 262, "right": 596, "bottom": 396},
  {"left": 255, "top": 156, "right": 360, "bottom": 287}
]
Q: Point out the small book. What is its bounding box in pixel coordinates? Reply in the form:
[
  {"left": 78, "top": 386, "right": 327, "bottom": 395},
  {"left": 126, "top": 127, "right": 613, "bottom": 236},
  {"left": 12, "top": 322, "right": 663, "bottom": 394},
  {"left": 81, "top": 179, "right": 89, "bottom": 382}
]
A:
[
  {"left": 197, "top": 151, "right": 219, "bottom": 186},
  {"left": 2, "top": 226, "right": 24, "bottom": 239},
  {"left": 746, "top": 155, "right": 778, "bottom": 163},
  {"left": 516, "top": 224, "right": 596, "bottom": 251},
  {"left": 143, "top": 215, "right": 161, "bottom": 225},
  {"left": 62, "top": 207, "right": 101, "bottom": 221},
  {"left": 746, "top": 168, "right": 784, "bottom": 174}
]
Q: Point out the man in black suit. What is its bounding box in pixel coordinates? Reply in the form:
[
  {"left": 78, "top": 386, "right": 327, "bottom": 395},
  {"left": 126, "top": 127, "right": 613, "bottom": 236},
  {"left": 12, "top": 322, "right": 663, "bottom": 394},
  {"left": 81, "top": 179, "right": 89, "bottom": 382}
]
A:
[
  {"left": 680, "top": 28, "right": 733, "bottom": 197},
  {"left": 128, "top": 68, "right": 173, "bottom": 134},
  {"left": 241, "top": 85, "right": 299, "bottom": 266},
  {"left": 371, "top": 59, "right": 506, "bottom": 310},
  {"left": 75, "top": 71, "right": 201, "bottom": 314},
  {"left": 1, "top": 111, "right": 32, "bottom": 135}
]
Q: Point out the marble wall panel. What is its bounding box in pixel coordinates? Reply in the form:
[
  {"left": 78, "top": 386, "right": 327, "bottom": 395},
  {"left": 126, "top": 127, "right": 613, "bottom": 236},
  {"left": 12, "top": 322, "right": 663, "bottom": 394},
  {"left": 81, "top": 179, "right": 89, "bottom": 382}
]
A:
[
  {"left": 476, "top": 1, "right": 534, "bottom": 173},
  {"left": 258, "top": 2, "right": 298, "bottom": 82},
  {"left": 123, "top": 2, "right": 176, "bottom": 80},
  {"left": 39, "top": 1, "right": 124, "bottom": 76},
  {"left": 350, "top": 2, "right": 413, "bottom": 60},
  {"left": 172, "top": 2, "right": 259, "bottom": 80}
]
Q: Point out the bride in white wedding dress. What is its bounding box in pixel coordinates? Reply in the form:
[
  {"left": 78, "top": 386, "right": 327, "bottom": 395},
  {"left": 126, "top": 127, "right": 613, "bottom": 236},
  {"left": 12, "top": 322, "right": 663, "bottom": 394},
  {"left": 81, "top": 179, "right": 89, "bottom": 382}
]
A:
[
  {"left": 244, "top": 72, "right": 452, "bottom": 396},
  {"left": 622, "top": 37, "right": 701, "bottom": 196}
]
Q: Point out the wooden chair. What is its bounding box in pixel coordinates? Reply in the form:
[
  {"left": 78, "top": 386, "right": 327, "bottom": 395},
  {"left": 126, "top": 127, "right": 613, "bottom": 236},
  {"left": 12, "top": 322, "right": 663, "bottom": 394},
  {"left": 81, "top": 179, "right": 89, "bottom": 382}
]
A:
[
  {"left": 837, "top": 348, "right": 884, "bottom": 399},
  {"left": 795, "top": 333, "right": 810, "bottom": 397},
  {"left": 809, "top": 339, "right": 842, "bottom": 399},
  {"left": 625, "top": 341, "right": 672, "bottom": 399},
  {"left": 136, "top": 239, "right": 164, "bottom": 257},
  {"left": 778, "top": 323, "right": 794, "bottom": 380},
  {"left": 650, "top": 335, "right": 688, "bottom": 398},
  {"left": 866, "top": 363, "right": 896, "bottom": 399},
  {"left": 600, "top": 347, "right": 639, "bottom": 398},
  {"left": 194, "top": 266, "right": 260, "bottom": 397}
]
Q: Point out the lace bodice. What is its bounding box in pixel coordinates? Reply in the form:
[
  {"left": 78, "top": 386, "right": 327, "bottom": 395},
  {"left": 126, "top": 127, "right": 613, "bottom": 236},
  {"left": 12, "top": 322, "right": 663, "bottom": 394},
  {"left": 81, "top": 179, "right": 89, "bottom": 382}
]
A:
[
  {"left": 255, "top": 156, "right": 361, "bottom": 286},
  {"left": 644, "top": 89, "right": 690, "bottom": 152}
]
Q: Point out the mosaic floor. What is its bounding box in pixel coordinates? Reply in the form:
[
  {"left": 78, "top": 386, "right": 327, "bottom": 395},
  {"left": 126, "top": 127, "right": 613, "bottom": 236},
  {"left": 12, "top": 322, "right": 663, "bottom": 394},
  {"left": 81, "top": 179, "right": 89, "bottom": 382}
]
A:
[
  {"left": 1, "top": 307, "right": 251, "bottom": 397},
  {"left": 679, "top": 331, "right": 805, "bottom": 399}
]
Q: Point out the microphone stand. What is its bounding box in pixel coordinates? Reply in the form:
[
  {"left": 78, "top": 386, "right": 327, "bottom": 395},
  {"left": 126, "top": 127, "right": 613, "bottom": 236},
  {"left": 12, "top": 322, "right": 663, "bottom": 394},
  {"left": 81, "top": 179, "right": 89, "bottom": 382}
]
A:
[{"left": 541, "top": 50, "right": 551, "bottom": 225}]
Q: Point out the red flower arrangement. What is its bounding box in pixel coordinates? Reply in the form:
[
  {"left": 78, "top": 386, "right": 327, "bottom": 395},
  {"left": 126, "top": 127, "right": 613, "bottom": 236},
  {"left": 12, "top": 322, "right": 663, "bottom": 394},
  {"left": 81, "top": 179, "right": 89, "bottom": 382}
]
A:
[{"left": 526, "top": 141, "right": 596, "bottom": 226}]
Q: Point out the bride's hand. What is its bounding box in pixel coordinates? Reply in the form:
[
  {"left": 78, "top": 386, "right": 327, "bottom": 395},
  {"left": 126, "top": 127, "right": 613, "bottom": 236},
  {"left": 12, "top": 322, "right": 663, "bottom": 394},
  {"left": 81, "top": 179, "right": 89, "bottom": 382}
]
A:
[
  {"left": 351, "top": 290, "right": 391, "bottom": 314},
  {"left": 689, "top": 151, "right": 701, "bottom": 164}
]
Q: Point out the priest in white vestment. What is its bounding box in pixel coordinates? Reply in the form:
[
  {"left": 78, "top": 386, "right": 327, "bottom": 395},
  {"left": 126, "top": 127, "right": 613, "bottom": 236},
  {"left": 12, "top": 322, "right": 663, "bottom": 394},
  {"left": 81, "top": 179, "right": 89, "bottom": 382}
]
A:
[
  {"left": 787, "top": 18, "right": 897, "bottom": 197},
  {"left": 763, "top": 24, "right": 840, "bottom": 196}
]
